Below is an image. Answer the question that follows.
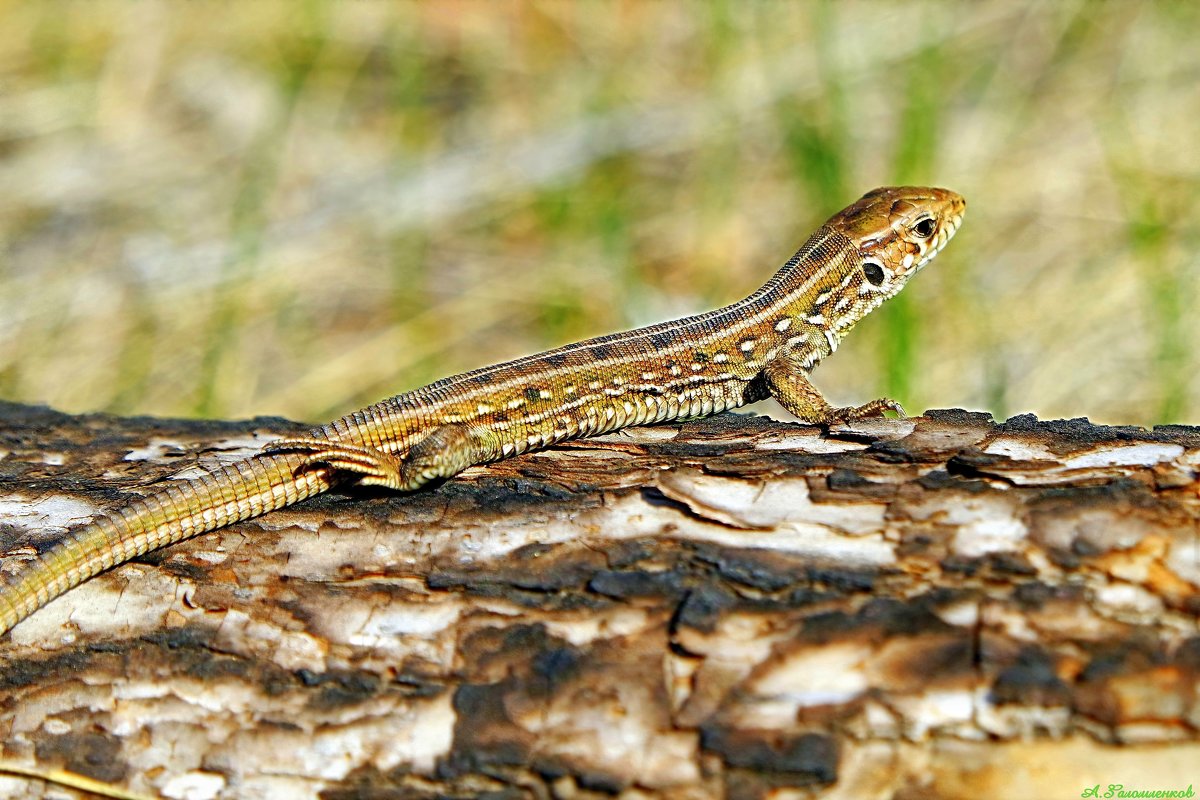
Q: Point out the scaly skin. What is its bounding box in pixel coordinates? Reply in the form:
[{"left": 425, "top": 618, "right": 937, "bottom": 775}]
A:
[{"left": 0, "top": 186, "right": 965, "bottom": 636}]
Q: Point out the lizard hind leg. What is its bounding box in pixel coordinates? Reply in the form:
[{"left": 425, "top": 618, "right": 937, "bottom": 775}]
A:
[
  {"left": 265, "top": 424, "right": 494, "bottom": 493},
  {"left": 395, "top": 424, "right": 495, "bottom": 492}
]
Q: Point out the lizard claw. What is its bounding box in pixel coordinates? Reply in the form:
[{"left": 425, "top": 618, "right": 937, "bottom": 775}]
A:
[{"left": 264, "top": 438, "right": 405, "bottom": 489}]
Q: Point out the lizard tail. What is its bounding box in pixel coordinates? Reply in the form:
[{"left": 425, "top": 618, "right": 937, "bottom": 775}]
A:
[{"left": 0, "top": 451, "right": 337, "bottom": 637}]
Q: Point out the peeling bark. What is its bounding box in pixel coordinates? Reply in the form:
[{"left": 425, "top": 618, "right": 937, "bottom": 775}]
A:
[{"left": 0, "top": 401, "right": 1198, "bottom": 800}]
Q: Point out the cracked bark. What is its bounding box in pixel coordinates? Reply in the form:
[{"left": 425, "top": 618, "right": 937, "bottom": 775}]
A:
[{"left": 0, "top": 400, "right": 1198, "bottom": 800}]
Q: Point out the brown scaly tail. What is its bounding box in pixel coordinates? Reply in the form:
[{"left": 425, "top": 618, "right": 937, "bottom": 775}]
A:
[{"left": 0, "top": 451, "right": 335, "bottom": 636}]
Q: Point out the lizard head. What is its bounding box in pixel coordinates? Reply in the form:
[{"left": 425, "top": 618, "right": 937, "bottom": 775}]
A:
[
  {"left": 827, "top": 185, "right": 966, "bottom": 301},
  {"left": 798, "top": 186, "right": 965, "bottom": 348}
]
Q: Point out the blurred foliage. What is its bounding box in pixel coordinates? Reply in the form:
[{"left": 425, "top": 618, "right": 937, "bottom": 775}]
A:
[{"left": 1, "top": 1, "right": 1198, "bottom": 425}]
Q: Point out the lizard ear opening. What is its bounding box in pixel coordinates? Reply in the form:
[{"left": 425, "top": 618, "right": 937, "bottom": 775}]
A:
[{"left": 862, "top": 261, "right": 886, "bottom": 286}]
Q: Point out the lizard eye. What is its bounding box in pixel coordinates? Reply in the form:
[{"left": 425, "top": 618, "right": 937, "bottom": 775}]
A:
[
  {"left": 912, "top": 217, "right": 937, "bottom": 238},
  {"left": 862, "top": 261, "right": 886, "bottom": 286}
]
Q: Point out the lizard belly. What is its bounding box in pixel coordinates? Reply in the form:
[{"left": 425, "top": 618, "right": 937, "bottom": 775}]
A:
[{"left": 487, "top": 375, "right": 756, "bottom": 459}]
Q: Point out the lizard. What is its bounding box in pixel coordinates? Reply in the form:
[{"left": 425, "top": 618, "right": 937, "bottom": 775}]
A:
[{"left": 0, "top": 185, "right": 965, "bottom": 637}]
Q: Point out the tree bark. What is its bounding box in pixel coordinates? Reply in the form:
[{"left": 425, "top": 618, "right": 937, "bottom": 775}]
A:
[{"left": 0, "top": 400, "right": 1198, "bottom": 800}]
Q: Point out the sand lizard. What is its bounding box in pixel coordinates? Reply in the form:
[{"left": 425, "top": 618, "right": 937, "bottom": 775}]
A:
[{"left": 0, "top": 185, "right": 965, "bottom": 637}]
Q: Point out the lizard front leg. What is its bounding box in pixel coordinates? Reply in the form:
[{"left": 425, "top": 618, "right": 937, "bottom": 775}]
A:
[
  {"left": 763, "top": 349, "right": 905, "bottom": 424},
  {"left": 266, "top": 424, "right": 501, "bottom": 492}
]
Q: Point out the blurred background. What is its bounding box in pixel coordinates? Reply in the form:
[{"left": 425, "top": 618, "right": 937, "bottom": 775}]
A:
[{"left": 1, "top": 1, "right": 1197, "bottom": 427}]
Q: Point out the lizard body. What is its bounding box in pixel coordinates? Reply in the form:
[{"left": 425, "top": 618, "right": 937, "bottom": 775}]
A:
[{"left": 0, "top": 186, "right": 964, "bottom": 636}]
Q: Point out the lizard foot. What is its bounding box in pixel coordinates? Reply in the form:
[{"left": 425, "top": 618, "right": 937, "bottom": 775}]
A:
[
  {"left": 825, "top": 397, "right": 906, "bottom": 423},
  {"left": 264, "top": 438, "right": 405, "bottom": 489}
]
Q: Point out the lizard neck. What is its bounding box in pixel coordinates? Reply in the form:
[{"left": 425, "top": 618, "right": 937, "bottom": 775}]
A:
[
  {"left": 740, "top": 226, "right": 858, "bottom": 317},
  {"left": 725, "top": 224, "right": 860, "bottom": 369}
]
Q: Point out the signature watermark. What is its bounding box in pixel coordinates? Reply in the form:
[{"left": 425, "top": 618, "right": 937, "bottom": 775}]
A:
[{"left": 1082, "top": 786, "right": 1194, "bottom": 799}]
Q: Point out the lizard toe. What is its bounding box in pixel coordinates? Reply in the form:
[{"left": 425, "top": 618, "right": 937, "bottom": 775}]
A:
[
  {"left": 266, "top": 439, "right": 405, "bottom": 489},
  {"left": 262, "top": 437, "right": 331, "bottom": 455}
]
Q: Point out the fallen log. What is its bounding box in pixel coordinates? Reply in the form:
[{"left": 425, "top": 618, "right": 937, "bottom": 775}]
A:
[{"left": 1, "top": 401, "right": 1197, "bottom": 799}]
